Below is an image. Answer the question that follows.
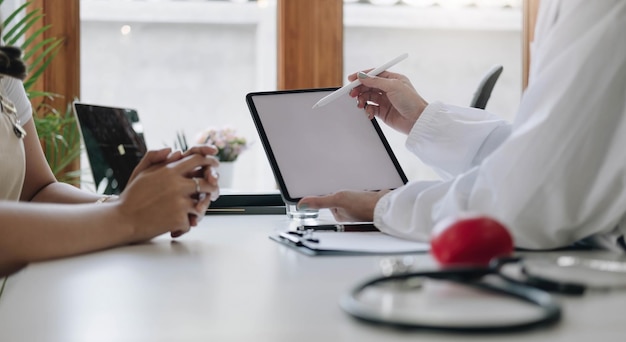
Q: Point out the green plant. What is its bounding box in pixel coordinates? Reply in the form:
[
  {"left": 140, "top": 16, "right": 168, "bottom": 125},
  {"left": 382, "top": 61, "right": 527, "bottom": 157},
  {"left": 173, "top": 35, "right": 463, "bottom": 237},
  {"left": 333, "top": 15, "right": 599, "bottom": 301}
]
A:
[
  {"left": 33, "top": 102, "right": 82, "bottom": 183},
  {"left": 1, "top": 0, "right": 81, "bottom": 184}
]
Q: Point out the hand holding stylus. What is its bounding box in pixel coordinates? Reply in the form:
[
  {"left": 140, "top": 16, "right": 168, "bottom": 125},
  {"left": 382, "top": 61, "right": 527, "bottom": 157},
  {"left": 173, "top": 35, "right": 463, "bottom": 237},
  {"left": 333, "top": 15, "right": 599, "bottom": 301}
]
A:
[{"left": 312, "top": 53, "right": 409, "bottom": 109}]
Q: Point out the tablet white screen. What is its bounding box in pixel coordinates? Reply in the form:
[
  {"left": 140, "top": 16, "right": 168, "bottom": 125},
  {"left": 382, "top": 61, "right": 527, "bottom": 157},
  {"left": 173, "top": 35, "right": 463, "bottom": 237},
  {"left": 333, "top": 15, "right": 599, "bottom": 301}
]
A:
[{"left": 247, "top": 89, "right": 407, "bottom": 202}]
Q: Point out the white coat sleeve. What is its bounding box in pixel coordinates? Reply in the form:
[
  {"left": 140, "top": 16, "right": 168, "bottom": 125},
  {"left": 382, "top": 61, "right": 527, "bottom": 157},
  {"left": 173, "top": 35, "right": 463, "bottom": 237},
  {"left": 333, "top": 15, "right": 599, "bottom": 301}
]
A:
[
  {"left": 406, "top": 101, "right": 511, "bottom": 180},
  {"left": 374, "top": 0, "right": 626, "bottom": 250}
]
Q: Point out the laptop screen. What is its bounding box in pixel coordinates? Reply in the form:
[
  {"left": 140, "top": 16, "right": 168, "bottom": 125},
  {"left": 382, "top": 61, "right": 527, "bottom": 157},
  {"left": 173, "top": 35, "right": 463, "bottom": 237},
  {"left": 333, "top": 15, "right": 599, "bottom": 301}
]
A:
[{"left": 73, "top": 102, "right": 147, "bottom": 195}]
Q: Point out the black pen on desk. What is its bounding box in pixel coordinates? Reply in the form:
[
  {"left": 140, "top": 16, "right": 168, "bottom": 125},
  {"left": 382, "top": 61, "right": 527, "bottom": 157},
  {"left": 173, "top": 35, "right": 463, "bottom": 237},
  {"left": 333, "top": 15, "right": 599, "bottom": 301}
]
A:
[
  {"left": 297, "top": 223, "right": 379, "bottom": 232},
  {"left": 279, "top": 232, "right": 319, "bottom": 245}
]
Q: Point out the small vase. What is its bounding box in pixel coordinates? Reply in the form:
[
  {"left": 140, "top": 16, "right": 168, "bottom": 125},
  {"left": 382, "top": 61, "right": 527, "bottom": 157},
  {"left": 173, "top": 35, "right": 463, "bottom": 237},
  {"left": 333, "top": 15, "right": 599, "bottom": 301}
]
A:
[{"left": 217, "top": 161, "right": 235, "bottom": 189}]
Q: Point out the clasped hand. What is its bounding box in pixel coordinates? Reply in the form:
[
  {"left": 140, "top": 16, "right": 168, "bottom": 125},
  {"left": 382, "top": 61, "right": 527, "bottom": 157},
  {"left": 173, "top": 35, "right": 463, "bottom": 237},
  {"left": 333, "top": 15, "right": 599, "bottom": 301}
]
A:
[{"left": 120, "top": 145, "right": 220, "bottom": 240}]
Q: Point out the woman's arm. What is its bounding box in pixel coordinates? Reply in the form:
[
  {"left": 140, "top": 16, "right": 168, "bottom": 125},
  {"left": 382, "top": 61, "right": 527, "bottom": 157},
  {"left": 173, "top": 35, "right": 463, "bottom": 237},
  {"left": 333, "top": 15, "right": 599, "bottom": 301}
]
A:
[
  {"left": 0, "top": 151, "right": 220, "bottom": 276},
  {"left": 19, "top": 119, "right": 104, "bottom": 203},
  {"left": 0, "top": 201, "right": 132, "bottom": 275}
]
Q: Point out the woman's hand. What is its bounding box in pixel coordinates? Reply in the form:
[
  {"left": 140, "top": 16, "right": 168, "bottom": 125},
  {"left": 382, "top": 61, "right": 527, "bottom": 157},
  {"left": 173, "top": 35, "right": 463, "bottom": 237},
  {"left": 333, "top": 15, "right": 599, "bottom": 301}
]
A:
[
  {"left": 117, "top": 152, "right": 220, "bottom": 243},
  {"left": 348, "top": 70, "right": 429, "bottom": 135},
  {"left": 297, "top": 190, "right": 390, "bottom": 222},
  {"left": 179, "top": 145, "right": 221, "bottom": 229},
  {"left": 125, "top": 145, "right": 220, "bottom": 238}
]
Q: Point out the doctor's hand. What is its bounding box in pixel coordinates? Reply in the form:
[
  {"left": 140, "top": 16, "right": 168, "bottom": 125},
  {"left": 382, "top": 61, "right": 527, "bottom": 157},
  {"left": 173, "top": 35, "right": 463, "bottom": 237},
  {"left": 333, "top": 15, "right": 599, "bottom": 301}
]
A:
[
  {"left": 297, "top": 189, "right": 391, "bottom": 222},
  {"left": 348, "top": 70, "right": 428, "bottom": 135}
]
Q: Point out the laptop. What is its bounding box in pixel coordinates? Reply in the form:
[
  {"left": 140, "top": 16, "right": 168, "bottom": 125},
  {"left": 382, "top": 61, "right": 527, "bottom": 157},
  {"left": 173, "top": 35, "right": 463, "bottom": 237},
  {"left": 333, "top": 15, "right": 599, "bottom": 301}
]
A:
[
  {"left": 73, "top": 102, "right": 147, "bottom": 195},
  {"left": 73, "top": 102, "right": 284, "bottom": 214}
]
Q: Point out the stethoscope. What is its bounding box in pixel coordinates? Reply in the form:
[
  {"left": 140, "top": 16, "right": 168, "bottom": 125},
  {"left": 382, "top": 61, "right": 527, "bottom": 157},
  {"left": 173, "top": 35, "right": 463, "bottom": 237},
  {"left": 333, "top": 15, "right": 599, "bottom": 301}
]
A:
[{"left": 340, "top": 256, "right": 626, "bottom": 332}]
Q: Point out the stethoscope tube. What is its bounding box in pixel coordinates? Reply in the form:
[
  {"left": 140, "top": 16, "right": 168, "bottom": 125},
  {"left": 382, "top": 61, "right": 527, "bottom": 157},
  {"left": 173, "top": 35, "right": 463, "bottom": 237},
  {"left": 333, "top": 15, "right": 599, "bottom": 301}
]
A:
[
  {"left": 492, "top": 257, "right": 587, "bottom": 295},
  {"left": 340, "top": 267, "right": 562, "bottom": 332}
]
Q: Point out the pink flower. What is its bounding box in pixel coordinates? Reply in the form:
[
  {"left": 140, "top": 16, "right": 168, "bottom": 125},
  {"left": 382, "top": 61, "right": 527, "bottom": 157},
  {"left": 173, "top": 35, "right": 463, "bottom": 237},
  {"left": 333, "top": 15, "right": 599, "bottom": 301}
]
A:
[{"left": 196, "top": 125, "right": 248, "bottom": 162}]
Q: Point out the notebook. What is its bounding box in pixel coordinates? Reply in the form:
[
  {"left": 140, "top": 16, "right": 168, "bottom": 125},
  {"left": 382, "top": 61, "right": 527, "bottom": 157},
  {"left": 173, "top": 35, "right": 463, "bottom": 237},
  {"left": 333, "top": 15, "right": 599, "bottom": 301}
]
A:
[{"left": 246, "top": 88, "right": 408, "bottom": 203}]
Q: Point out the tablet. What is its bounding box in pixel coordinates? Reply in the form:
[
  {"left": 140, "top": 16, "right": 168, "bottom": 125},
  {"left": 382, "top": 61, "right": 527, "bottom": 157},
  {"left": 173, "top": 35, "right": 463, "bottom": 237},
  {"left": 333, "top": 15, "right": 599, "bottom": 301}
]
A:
[{"left": 246, "top": 88, "right": 408, "bottom": 203}]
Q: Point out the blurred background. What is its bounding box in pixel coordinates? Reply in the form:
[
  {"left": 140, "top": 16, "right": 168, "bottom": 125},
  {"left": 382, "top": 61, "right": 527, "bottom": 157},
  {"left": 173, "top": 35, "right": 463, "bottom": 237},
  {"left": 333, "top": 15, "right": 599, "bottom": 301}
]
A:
[{"left": 3, "top": 0, "right": 524, "bottom": 192}]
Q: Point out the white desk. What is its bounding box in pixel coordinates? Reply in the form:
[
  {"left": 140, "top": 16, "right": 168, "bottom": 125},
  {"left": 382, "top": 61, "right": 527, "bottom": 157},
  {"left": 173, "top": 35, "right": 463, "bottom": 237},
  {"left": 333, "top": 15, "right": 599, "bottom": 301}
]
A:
[{"left": 1, "top": 213, "right": 625, "bottom": 341}]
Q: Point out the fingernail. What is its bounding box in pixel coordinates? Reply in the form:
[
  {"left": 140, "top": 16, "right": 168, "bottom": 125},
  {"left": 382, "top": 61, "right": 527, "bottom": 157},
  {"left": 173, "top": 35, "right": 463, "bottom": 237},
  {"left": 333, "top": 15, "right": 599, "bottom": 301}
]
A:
[
  {"left": 357, "top": 71, "right": 369, "bottom": 79},
  {"left": 210, "top": 190, "right": 220, "bottom": 201}
]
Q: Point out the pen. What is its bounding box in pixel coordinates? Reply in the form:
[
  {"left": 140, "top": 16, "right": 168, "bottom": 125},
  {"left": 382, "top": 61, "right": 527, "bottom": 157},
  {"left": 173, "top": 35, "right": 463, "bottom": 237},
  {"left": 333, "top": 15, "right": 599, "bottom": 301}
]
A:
[
  {"left": 311, "top": 52, "right": 409, "bottom": 109},
  {"left": 279, "top": 232, "right": 319, "bottom": 245},
  {"left": 297, "top": 223, "right": 379, "bottom": 232}
]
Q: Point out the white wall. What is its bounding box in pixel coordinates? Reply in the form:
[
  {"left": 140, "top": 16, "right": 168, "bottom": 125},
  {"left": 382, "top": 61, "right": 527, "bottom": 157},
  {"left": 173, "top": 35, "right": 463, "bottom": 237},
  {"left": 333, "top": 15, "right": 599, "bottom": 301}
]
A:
[{"left": 0, "top": 0, "right": 22, "bottom": 22}]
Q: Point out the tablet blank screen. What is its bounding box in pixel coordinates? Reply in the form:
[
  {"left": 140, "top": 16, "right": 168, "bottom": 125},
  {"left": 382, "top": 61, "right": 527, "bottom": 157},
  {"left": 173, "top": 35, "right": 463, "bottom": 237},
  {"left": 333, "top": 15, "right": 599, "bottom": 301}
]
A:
[{"left": 247, "top": 89, "right": 407, "bottom": 202}]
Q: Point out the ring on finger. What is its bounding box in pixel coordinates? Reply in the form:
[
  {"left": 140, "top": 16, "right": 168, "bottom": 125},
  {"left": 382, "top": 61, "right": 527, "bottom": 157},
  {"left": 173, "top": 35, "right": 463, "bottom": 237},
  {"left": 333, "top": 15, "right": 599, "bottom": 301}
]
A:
[{"left": 192, "top": 177, "right": 201, "bottom": 194}]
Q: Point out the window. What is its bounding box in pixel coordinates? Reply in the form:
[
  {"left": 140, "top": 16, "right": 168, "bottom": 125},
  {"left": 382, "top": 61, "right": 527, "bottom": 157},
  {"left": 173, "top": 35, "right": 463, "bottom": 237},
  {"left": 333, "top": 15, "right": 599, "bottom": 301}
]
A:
[
  {"left": 76, "top": 0, "right": 524, "bottom": 191},
  {"left": 80, "top": 0, "right": 277, "bottom": 191}
]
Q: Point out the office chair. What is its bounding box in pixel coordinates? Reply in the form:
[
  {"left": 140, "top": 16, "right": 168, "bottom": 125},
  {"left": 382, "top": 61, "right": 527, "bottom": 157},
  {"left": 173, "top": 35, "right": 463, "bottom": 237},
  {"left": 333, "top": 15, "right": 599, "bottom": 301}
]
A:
[{"left": 470, "top": 64, "right": 503, "bottom": 110}]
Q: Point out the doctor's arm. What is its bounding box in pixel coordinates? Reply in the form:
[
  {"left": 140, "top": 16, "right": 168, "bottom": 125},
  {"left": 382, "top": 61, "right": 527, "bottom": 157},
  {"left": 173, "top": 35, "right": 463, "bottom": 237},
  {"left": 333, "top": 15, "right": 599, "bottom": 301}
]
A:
[{"left": 350, "top": 71, "right": 511, "bottom": 179}]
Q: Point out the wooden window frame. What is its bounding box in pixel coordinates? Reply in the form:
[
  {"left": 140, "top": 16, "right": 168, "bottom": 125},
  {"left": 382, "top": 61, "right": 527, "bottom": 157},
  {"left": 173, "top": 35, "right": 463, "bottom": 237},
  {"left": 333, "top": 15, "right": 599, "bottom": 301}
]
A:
[
  {"left": 277, "top": 0, "right": 343, "bottom": 90},
  {"left": 27, "top": 0, "right": 81, "bottom": 172},
  {"left": 27, "top": 0, "right": 80, "bottom": 115}
]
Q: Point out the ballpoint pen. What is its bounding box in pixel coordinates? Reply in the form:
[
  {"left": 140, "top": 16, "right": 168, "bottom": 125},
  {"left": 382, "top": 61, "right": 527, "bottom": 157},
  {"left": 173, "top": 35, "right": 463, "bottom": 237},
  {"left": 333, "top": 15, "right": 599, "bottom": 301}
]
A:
[
  {"left": 279, "top": 232, "right": 319, "bottom": 245},
  {"left": 296, "top": 223, "right": 379, "bottom": 232},
  {"left": 311, "top": 52, "right": 409, "bottom": 109}
]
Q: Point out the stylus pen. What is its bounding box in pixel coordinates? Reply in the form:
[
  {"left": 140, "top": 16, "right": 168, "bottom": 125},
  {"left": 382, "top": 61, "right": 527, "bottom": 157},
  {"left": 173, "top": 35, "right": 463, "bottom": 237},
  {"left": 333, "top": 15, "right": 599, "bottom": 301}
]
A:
[{"left": 311, "top": 52, "right": 409, "bottom": 109}]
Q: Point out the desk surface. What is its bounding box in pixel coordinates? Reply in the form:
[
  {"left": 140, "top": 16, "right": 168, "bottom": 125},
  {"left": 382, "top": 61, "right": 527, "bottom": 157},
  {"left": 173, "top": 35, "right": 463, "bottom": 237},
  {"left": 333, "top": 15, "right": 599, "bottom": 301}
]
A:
[{"left": 1, "top": 213, "right": 625, "bottom": 341}]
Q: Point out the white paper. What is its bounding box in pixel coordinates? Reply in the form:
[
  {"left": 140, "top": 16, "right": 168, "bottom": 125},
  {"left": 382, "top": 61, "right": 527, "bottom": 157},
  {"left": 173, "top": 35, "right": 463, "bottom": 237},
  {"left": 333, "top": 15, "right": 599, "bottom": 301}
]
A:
[{"left": 300, "top": 231, "right": 429, "bottom": 254}]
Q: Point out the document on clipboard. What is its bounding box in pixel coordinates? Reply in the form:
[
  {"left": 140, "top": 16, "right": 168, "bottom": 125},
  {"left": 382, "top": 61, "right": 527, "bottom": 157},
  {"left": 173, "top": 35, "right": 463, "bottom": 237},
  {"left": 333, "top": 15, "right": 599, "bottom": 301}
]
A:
[{"left": 270, "top": 227, "right": 430, "bottom": 256}]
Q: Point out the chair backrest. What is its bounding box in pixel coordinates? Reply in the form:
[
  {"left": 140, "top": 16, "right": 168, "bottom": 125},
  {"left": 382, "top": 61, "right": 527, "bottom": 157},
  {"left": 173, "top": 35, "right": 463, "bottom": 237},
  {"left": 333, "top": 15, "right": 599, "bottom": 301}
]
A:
[
  {"left": 73, "top": 102, "right": 147, "bottom": 195},
  {"left": 470, "top": 65, "right": 503, "bottom": 110}
]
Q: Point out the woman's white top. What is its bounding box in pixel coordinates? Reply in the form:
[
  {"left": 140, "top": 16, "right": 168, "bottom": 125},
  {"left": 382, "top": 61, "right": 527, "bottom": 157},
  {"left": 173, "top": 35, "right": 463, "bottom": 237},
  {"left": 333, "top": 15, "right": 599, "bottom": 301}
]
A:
[
  {"left": 0, "top": 76, "right": 33, "bottom": 201},
  {"left": 374, "top": 0, "right": 626, "bottom": 250}
]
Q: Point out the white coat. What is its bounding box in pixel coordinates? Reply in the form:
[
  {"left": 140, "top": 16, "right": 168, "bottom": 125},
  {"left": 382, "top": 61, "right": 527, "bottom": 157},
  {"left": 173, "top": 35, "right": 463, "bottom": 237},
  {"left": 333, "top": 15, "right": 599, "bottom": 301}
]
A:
[{"left": 374, "top": 0, "right": 626, "bottom": 250}]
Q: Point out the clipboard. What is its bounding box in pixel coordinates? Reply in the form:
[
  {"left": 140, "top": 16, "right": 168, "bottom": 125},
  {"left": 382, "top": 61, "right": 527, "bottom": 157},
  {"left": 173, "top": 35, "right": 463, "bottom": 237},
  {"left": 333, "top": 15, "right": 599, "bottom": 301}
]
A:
[
  {"left": 246, "top": 88, "right": 408, "bottom": 204},
  {"left": 270, "top": 230, "right": 430, "bottom": 256}
]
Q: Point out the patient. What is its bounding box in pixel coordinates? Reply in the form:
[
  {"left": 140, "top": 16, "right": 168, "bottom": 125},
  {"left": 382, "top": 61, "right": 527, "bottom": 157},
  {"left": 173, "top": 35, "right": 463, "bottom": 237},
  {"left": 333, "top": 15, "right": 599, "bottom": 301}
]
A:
[{"left": 0, "top": 43, "right": 220, "bottom": 276}]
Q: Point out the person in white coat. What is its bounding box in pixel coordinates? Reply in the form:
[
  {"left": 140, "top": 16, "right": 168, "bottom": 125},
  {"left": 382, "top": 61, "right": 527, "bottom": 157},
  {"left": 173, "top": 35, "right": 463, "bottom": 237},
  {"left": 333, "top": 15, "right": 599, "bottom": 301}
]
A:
[{"left": 297, "top": 0, "right": 626, "bottom": 251}]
